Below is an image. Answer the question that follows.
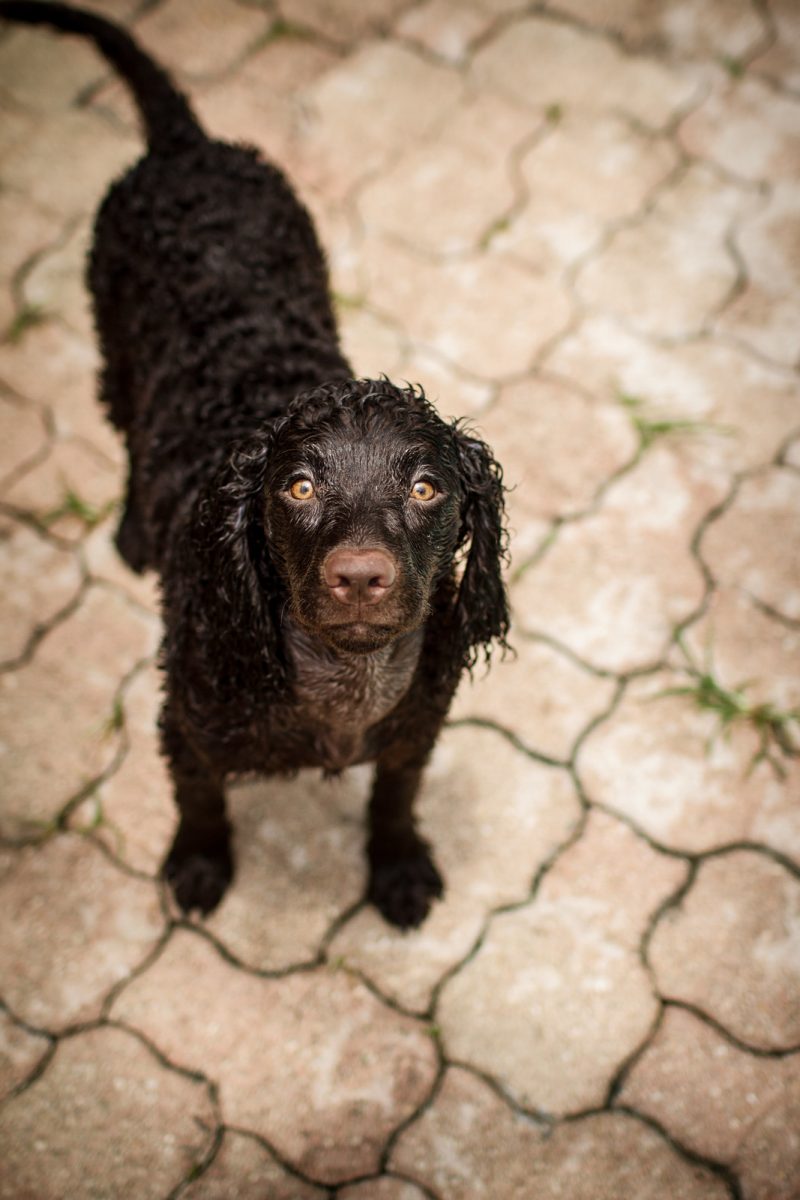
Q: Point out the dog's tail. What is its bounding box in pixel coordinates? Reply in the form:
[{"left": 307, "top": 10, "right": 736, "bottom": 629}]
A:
[{"left": 0, "top": 0, "right": 205, "bottom": 153}]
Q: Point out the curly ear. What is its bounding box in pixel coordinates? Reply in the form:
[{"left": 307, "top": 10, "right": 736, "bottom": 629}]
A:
[
  {"left": 172, "top": 428, "right": 288, "bottom": 701},
  {"left": 453, "top": 426, "right": 510, "bottom": 670}
]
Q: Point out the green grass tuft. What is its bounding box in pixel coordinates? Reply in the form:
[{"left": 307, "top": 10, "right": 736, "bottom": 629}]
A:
[{"left": 618, "top": 391, "right": 731, "bottom": 451}]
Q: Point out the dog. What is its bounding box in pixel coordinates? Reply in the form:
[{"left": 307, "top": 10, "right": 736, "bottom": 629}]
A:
[{"left": 1, "top": 1, "right": 509, "bottom": 928}]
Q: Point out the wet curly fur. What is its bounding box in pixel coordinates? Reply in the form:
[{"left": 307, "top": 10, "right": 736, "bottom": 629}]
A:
[{"left": 2, "top": 0, "right": 510, "bottom": 928}]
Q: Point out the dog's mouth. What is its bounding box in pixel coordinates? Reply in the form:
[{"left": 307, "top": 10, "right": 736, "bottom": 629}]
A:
[{"left": 316, "top": 620, "right": 402, "bottom": 654}]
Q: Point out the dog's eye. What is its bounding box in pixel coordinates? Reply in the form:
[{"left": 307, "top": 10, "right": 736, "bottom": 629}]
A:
[
  {"left": 289, "top": 478, "right": 315, "bottom": 501},
  {"left": 410, "top": 480, "right": 437, "bottom": 502}
]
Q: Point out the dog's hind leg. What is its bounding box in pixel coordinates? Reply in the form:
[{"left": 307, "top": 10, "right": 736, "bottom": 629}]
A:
[{"left": 159, "top": 706, "right": 233, "bottom": 915}]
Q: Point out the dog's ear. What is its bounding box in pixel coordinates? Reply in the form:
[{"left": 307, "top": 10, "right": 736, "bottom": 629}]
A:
[
  {"left": 189, "top": 427, "right": 288, "bottom": 695},
  {"left": 453, "top": 426, "right": 510, "bottom": 669}
]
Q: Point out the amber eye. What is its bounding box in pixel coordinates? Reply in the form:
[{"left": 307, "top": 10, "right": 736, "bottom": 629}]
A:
[
  {"left": 289, "top": 478, "right": 315, "bottom": 501},
  {"left": 410, "top": 479, "right": 437, "bottom": 502}
]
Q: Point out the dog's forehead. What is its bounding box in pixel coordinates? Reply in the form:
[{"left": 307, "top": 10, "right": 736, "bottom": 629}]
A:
[{"left": 275, "top": 407, "right": 459, "bottom": 478}]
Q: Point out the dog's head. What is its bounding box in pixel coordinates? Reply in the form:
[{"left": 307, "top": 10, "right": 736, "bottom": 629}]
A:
[{"left": 215, "top": 379, "right": 509, "bottom": 677}]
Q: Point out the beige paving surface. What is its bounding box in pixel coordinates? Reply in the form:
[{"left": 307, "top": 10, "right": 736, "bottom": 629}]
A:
[{"left": 1, "top": 0, "right": 799, "bottom": 1196}]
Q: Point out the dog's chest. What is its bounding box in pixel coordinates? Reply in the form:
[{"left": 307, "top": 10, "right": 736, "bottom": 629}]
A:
[{"left": 287, "top": 631, "right": 423, "bottom": 770}]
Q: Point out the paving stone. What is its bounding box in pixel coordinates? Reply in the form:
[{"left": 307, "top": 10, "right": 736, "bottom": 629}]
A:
[
  {"left": 683, "top": 586, "right": 800, "bottom": 712},
  {"left": 3, "top": 436, "right": 121, "bottom": 543},
  {"left": 701, "top": 467, "right": 800, "bottom": 621},
  {"left": 496, "top": 114, "right": 678, "bottom": 272},
  {"left": 183, "top": 1130, "right": 323, "bottom": 1200},
  {"left": 86, "top": 661, "right": 173, "bottom": 876},
  {"left": 649, "top": 850, "right": 800, "bottom": 1050},
  {"left": 0, "top": 319, "right": 120, "bottom": 461},
  {"left": 282, "top": 0, "right": 410, "bottom": 44},
  {"left": 717, "top": 180, "right": 800, "bottom": 367},
  {"left": 577, "top": 163, "right": 756, "bottom": 338},
  {"left": 0, "top": 833, "right": 163, "bottom": 1030},
  {"left": 20, "top": 217, "right": 93, "bottom": 339},
  {"left": 549, "top": 0, "right": 766, "bottom": 60},
  {"left": 545, "top": 315, "right": 800, "bottom": 473},
  {"left": 329, "top": 726, "right": 581, "bottom": 1012},
  {"left": 753, "top": 0, "right": 800, "bottom": 90},
  {"left": 0, "top": 392, "right": 49, "bottom": 491},
  {"left": 391, "top": 1066, "right": 726, "bottom": 1199},
  {"left": 339, "top": 306, "right": 406, "bottom": 380},
  {"left": 394, "top": 0, "right": 495, "bottom": 64},
  {"left": 0, "top": 585, "right": 157, "bottom": 837},
  {"left": 471, "top": 17, "right": 698, "bottom": 128},
  {"left": 0, "top": 1006, "right": 50, "bottom": 1104},
  {"left": 133, "top": 0, "right": 269, "bottom": 79},
  {"left": 437, "top": 811, "right": 687, "bottom": 1114},
  {"left": 0, "top": 25, "right": 105, "bottom": 111},
  {"left": 1, "top": 108, "right": 139, "bottom": 220},
  {"left": 511, "top": 444, "right": 715, "bottom": 672},
  {"left": 578, "top": 671, "right": 800, "bottom": 864},
  {"left": 339, "top": 1178, "right": 430, "bottom": 1200},
  {"left": 475, "top": 375, "right": 637, "bottom": 559},
  {"left": 361, "top": 234, "right": 572, "bottom": 379},
  {"left": 620, "top": 1006, "right": 800, "bottom": 1200},
  {"left": 202, "top": 772, "right": 365, "bottom": 972},
  {"left": 112, "top": 929, "right": 438, "bottom": 1184},
  {"left": 681, "top": 76, "right": 800, "bottom": 184},
  {"left": 0, "top": 1025, "right": 214, "bottom": 1200},
  {"left": 450, "top": 635, "right": 616, "bottom": 762},
  {"left": 0, "top": 192, "right": 60, "bottom": 334},
  {"left": 291, "top": 42, "right": 463, "bottom": 201},
  {"left": 0, "top": 516, "right": 82, "bottom": 665},
  {"left": 358, "top": 92, "right": 534, "bottom": 255},
  {"left": 396, "top": 347, "right": 493, "bottom": 421}
]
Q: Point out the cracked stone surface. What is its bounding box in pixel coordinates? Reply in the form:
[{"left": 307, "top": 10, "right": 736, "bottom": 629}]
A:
[{"left": 2, "top": 2, "right": 799, "bottom": 1195}]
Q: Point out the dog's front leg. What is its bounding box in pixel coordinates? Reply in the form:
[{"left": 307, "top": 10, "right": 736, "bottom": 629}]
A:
[
  {"left": 160, "top": 708, "right": 233, "bottom": 916},
  {"left": 367, "top": 758, "right": 443, "bottom": 930}
]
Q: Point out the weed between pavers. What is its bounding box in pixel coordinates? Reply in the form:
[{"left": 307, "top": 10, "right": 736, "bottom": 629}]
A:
[
  {"left": 42, "top": 487, "right": 116, "bottom": 530},
  {"left": 657, "top": 667, "right": 800, "bottom": 779},
  {"left": 618, "top": 391, "right": 732, "bottom": 451}
]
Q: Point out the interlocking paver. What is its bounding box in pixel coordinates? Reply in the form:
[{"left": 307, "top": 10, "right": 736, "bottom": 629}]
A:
[
  {"left": 620, "top": 1006, "right": 800, "bottom": 1200},
  {"left": 0, "top": 1025, "right": 215, "bottom": 1200},
  {"left": 512, "top": 445, "right": 717, "bottom": 672},
  {"left": 0, "top": 516, "right": 82, "bottom": 664},
  {"left": 0, "top": 833, "right": 164, "bottom": 1030},
  {"left": 0, "top": 1004, "right": 50, "bottom": 1104},
  {"left": 391, "top": 1066, "right": 728, "bottom": 1198},
  {"left": 717, "top": 180, "right": 800, "bottom": 366},
  {"left": 2, "top": 2, "right": 799, "bottom": 1195},
  {"left": 649, "top": 851, "right": 800, "bottom": 1050},
  {"left": 437, "top": 812, "right": 687, "bottom": 1114},
  {"left": 548, "top": 0, "right": 766, "bottom": 61},
  {"left": 0, "top": 586, "right": 157, "bottom": 837},
  {"left": 181, "top": 1130, "right": 324, "bottom": 1200},
  {"left": 700, "top": 467, "right": 800, "bottom": 621},
  {"left": 111, "top": 929, "right": 438, "bottom": 1184},
  {"left": 577, "top": 163, "right": 758, "bottom": 338},
  {"left": 471, "top": 16, "right": 698, "bottom": 126},
  {"left": 578, "top": 671, "right": 800, "bottom": 863},
  {"left": 546, "top": 315, "right": 800, "bottom": 472},
  {"left": 329, "top": 725, "right": 581, "bottom": 1010}
]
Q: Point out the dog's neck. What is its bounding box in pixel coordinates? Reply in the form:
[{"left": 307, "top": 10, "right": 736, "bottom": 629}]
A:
[{"left": 284, "top": 620, "right": 424, "bottom": 769}]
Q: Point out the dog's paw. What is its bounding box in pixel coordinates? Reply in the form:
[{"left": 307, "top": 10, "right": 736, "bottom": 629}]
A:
[
  {"left": 368, "top": 843, "right": 444, "bottom": 930},
  {"left": 162, "top": 837, "right": 233, "bottom": 916}
]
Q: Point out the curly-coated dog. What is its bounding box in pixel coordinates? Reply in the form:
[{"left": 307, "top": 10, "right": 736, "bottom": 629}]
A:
[{"left": 1, "top": 1, "right": 510, "bottom": 928}]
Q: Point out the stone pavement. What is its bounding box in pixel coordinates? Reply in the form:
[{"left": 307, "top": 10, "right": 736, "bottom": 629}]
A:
[{"left": 1, "top": 0, "right": 799, "bottom": 1195}]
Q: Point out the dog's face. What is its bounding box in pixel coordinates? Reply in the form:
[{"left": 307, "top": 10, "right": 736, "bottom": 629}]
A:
[{"left": 264, "top": 391, "right": 465, "bottom": 654}]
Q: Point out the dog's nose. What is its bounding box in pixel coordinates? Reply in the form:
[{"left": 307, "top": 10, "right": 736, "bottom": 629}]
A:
[{"left": 324, "top": 548, "right": 397, "bottom": 607}]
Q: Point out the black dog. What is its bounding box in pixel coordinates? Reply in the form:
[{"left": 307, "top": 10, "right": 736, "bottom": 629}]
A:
[{"left": 1, "top": 1, "right": 509, "bottom": 928}]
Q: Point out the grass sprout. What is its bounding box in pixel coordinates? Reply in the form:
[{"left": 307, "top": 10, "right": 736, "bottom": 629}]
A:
[
  {"left": 658, "top": 668, "right": 799, "bottom": 779},
  {"left": 618, "top": 391, "right": 731, "bottom": 451}
]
